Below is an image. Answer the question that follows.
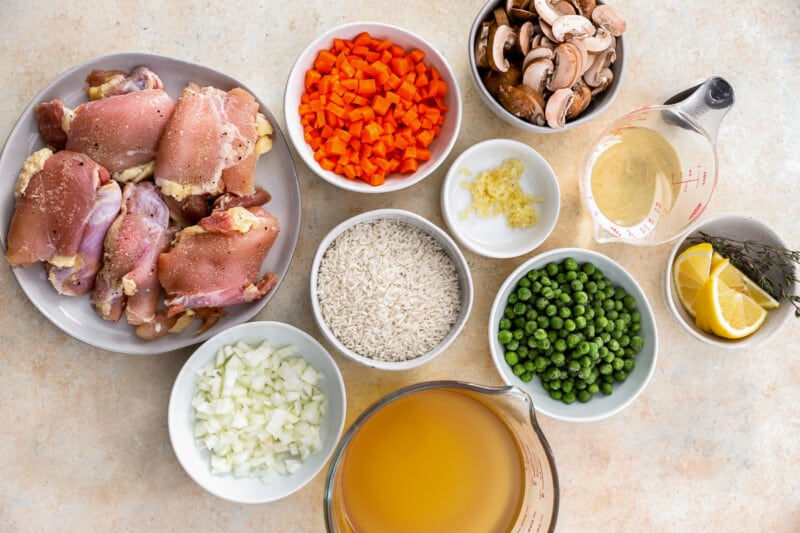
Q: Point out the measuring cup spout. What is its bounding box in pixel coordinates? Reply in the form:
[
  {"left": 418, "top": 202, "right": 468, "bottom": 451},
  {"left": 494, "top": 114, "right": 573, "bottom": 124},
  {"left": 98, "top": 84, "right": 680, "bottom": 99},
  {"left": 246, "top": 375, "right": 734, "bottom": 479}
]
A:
[
  {"left": 663, "top": 76, "right": 734, "bottom": 142},
  {"left": 593, "top": 223, "right": 621, "bottom": 244}
]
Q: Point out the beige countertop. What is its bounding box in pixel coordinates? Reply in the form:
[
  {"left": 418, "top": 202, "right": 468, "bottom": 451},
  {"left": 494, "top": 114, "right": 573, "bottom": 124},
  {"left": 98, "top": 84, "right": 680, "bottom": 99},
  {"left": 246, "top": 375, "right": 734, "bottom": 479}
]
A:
[{"left": 1, "top": 1, "right": 799, "bottom": 531}]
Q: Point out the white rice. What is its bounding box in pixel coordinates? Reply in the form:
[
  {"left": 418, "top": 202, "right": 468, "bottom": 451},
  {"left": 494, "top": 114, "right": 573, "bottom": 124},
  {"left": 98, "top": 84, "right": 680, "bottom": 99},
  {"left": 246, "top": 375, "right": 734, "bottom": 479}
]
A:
[{"left": 316, "top": 219, "right": 461, "bottom": 362}]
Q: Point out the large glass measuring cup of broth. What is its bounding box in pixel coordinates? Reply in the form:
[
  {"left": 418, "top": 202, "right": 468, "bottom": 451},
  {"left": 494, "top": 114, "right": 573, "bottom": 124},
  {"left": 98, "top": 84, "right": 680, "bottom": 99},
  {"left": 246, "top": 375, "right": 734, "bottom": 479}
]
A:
[
  {"left": 324, "top": 381, "right": 559, "bottom": 533},
  {"left": 579, "top": 77, "right": 734, "bottom": 245}
]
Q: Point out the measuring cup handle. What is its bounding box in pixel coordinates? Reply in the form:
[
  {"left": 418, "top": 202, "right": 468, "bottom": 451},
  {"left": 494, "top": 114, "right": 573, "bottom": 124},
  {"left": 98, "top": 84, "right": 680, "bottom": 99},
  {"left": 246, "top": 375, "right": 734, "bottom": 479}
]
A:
[
  {"left": 663, "top": 76, "right": 734, "bottom": 109},
  {"left": 663, "top": 76, "right": 734, "bottom": 140}
]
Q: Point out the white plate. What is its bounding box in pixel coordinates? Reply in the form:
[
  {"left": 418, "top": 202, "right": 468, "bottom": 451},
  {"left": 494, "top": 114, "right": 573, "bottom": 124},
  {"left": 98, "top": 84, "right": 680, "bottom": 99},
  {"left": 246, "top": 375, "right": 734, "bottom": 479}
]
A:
[
  {"left": 0, "top": 53, "right": 301, "bottom": 354},
  {"left": 168, "top": 321, "right": 346, "bottom": 503},
  {"left": 441, "top": 139, "right": 560, "bottom": 258}
]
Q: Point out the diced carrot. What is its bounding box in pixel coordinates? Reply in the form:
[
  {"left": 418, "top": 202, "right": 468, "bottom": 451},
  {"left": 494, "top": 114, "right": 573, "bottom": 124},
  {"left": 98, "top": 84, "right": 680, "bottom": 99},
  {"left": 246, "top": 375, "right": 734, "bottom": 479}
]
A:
[{"left": 299, "top": 31, "right": 448, "bottom": 186}]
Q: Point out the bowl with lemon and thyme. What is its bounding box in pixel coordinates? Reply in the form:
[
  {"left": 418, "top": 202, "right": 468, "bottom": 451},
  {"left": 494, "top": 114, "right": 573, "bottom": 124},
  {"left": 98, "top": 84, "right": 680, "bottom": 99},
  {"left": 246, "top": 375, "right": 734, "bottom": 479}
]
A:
[
  {"left": 665, "top": 213, "right": 797, "bottom": 349},
  {"left": 440, "top": 138, "right": 560, "bottom": 259}
]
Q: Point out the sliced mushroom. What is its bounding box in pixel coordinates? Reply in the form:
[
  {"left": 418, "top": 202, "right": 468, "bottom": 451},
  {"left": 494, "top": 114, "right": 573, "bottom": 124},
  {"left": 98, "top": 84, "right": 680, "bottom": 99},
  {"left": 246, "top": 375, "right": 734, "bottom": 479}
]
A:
[
  {"left": 494, "top": 6, "right": 511, "bottom": 26},
  {"left": 566, "top": 38, "right": 589, "bottom": 73},
  {"left": 532, "top": 33, "right": 557, "bottom": 49},
  {"left": 539, "top": 20, "right": 557, "bottom": 42},
  {"left": 569, "top": 0, "right": 595, "bottom": 17},
  {"left": 533, "top": 0, "right": 561, "bottom": 25},
  {"left": 566, "top": 81, "right": 592, "bottom": 119},
  {"left": 551, "top": 14, "right": 596, "bottom": 42},
  {"left": 488, "top": 24, "right": 515, "bottom": 72},
  {"left": 589, "top": 68, "right": 613, "bottom": 94},
  {"left": 483, "top": 64, "right": 523, "bottom": 97},
  {"left": 498, "top": 84, "right": 546, "bottom": 125},
  {"left": 580, "top": 26, "right": 615, "bottom": 52},
  {"left": 523, "top": 46, "right": 554, "bottom": 70},
  {"left": 522, "top": 58, "right": 554, "bottom": 95},
  {"left": 552, "top": 0, "right": 577, "bottom": 16},
  {"left": 475, "top": 21, "right": 492, "bottom": 69},
  {"left": 517, "top": 21, "right": 535, "bottom": 55},
  {"left": 583, "top": 47, "right": 616, "bottom": 87},
  {"left": 545, "top": 87, "right": 574, "bottom": 128},
  {"left": 547, "top": 41, "right": 583, "bottom": 91},
  {"left": 506, "top": 0, "right": 529, "bottom": 11},
  {"left": 508, "top": 7, "right": 538, "bottom": 21},
  {"left": 592, "top": 4, "right": 626, "bottom": 36}
]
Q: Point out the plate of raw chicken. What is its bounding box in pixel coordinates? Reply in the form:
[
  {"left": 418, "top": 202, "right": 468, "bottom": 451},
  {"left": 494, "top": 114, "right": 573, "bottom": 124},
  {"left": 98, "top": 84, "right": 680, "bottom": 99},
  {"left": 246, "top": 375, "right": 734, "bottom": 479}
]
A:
[{"left": 0, "top": 53, "right": 301, "bottom": 354}]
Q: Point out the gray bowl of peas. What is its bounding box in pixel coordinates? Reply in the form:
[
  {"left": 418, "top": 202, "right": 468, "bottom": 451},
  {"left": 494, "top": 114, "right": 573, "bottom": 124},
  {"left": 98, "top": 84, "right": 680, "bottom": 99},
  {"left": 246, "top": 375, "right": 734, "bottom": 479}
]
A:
[{"left": 489, "top": 248, "right": 658, "bottom": 422}]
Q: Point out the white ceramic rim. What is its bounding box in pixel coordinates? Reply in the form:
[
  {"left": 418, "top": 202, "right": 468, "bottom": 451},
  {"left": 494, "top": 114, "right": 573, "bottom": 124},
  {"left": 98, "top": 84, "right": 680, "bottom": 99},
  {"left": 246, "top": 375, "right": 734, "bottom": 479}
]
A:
[
  {"left": 663, "top": 213, "right": 793, "bottom": 349},
  {"left": 440, "top": 138, "right": 561, "bottom": 258},
  {"left": 167, "top": 320, "right": 347, "bottom": 503},
  {"left": 309, "top": 208, "right": 474, "bottom": 370},
  {"left": 488, "top": 247, "right": 658, "bottom": 422},
  {"left": 283, "top": 21, "right": 463, "bottom": 193}
]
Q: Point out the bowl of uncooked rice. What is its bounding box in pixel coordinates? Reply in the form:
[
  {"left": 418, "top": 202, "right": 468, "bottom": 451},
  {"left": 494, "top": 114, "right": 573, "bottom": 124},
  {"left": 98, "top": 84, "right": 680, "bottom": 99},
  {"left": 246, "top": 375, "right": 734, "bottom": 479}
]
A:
[{"left": 310, "top": 209, "right": 474, "bottom": 370}]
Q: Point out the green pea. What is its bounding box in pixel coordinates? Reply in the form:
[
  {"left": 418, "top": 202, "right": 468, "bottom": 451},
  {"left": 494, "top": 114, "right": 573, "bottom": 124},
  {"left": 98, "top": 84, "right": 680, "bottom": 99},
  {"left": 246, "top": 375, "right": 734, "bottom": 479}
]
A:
[
  {"left": 580, "top": 355, "right": 592, "bottom": 368},
  {"left": 524, "top": 360, "right": 535, "bottom": 372},
  {"left": 631, "top": 311, "right": 641, "bottom": 323},
  {"left": 517, "top": 287, "right": 533, "bottom": 301},
  {"left": 526, "top": 309, "right": 538, "bottom": 321},
  {"left": 574, "top": 291, "right": 589, "bottom": 304},
  {"left": 612, "top": 357, "right": 625, "bottom": 371},
  {"left": 513, "top": 302, "right": 527, "bottom": 316},
  {"left": 513, "top": 328, "right": 524, "bottom": 340},
  {"left": 508, "top": 293, "right": 518, "bottom": 305},
  {"left": 518, "top": 276, "right": 531, "bottom": 288},
  {"left": 535, "top": 297, "right": 548, "bottom": 310},
  {"left": 564, "top": 319, "right": 576, "bottom": 332},
  {"left": 570, "top": 279, "right": 584, "bottom": 291},
  {"left": 614, "top": 370, "right": 628, "bottom": 382},
  {"left": 550, "top": 316, "right": 564, "bottom": 330},
  {"left": 534, "top": 356, "right": 549, "bottom": 371},
  {"left": 554, "top": 339, "right": 567, "bottom": 352},
  {"left": 545, "top": 304, "right": 557, "bottom": 317},
  {"left": 542, "top": 287, "right": 555, "bottom": 299},
  {"left": 505, "top": 340, "right": 519, "bottom": 351},
  {"left": 546, "top": 262, "right": 559, "bottom": 276},
  {"left": 525, "top": 320, "right": 537, "bottom": 335},
  {"left": 573, "top": 304, "right": 586, "bottom": 316},
  {"left": 558, "top": 306, "right": 571, "bottom": 319},
  {"left": 514, "top": 316, "right": 526, "bottom": 328},
  {"left": 549, "top": 390, "right": 563, "bottom": 401},
  {"left": 582, "top": 262, "right": 596, "bottom": 275},
  {"left": 513, "top": 363, "right": 525, "bottom": 376},
  {"left": 551, "top": 352, "right": 566, "bottom": 367},
  {"left": 562, "top": 392, "right": 576, "bottom": 404},
  {"left": 498, "top": 330, "right": 513, "bottom": 344},
  {"left": 585, "top": 281, "right": 598, "bottom": 294},
  {"left": 599, "top": 363, "right": 613, "bottom": 375},
  {"left": 563, "top": 257, "right": 578, "bottom": 271},
  {"left": 532, "top": 281, "right": 543, "bottom": 293},
  {"left": 575, "top": 316, "right": 587, "bottom": 329},
  {"left": 577, "top": 390, "right": 592, "bottom": 403},
  {"left": 555, "top": 273, "right": 567, "bottom": 284},
  {"left": 504, "top": 306, "right": 515, "bottom": 319},
  {"left": 518, "top": 346, "right": 529, "bottom": 358},
  {"left": 630, "top": 336, "right": 644, "bottom": 351},
  {"left": 601, "top": 382, "right": 613, "bottom": 395},
  {"left": 623, "top": 358, "right": 635, "bottom": 372},
  {"left": 527, "top": 269, "right": 540, "bottom": 281},
  {"left": 562, "top": 380, "right": 574, "bottom": 394},
  {"left": 568, "top": 360, "right": 581, "bottom": 373},
  {"left": 520, "top": 372, "right": 533, "bottom": 382},
  {"left": 505, "top": 351, "right": 519, "bottom": 366},
  {"left": 587, "top": 383, "right": 600, "bottom": 395}
]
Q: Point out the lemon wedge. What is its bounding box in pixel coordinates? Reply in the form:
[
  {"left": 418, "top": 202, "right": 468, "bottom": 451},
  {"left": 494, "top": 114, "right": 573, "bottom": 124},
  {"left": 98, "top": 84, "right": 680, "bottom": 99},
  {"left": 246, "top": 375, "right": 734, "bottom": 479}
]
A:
[
  {"left": 673, "top": 242, "right": 714, "bottom": 317},
  {"left": 694, "top": 267, "right": 767, "bottom": 339},
  {"left": 711, "top": 251, "right": 726, "bottom": 269},
  {"left": 712, "top": 258, "right": 780, "bottom": 310}
]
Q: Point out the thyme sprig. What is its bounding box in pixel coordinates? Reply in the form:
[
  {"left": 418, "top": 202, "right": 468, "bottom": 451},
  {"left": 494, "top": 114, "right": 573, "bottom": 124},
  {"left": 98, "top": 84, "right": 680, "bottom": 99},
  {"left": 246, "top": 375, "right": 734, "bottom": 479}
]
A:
[{"left": 687, "top": 232, "right": 800, "bottom": 318}]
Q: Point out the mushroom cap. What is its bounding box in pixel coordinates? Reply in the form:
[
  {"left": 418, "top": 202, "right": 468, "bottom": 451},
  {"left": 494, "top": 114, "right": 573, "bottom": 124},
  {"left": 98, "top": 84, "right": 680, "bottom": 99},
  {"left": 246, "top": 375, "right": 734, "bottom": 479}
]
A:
[
  {"left": 580, "top": 27, "right": 615, "bottom": 53},
  {"left": 551, "top": 14, "right": 596, "bottom": 42},
  {"left": 498, "top": 83, "right": 546, "bottom": 123},
  {"left": 522, "top": 58, "right": 554, "bottom": 95},
  {"left": 583, "top": 47, "right": 616, "bottom": 87},
  {"left": 523, "top": 46, "right": 554, "bottom": 70},
  {"left": 517, "top": 21, "right": 535, "bottom": 55},
  {"left": 552, "top": 0, "right": 577, "bottom": 16},
  {"left": 569, "top": 0, "right": 596, "bottom": 18},
  {"left": 592, "top": 4, "right": 626, "bottom": 36},
  {"left": 488, "top": 24, "right": 515, "bottom": 72},
  {"left": 483, "top": 64, "right": 523, "bottom": 97},
  {"left": 565, "top": 81, "right": 592, "bottom": 119},
  {"left": 545, "top": 87, "right": 574, "bottom": 128},
  {"left": 547, "top": 41, "right": 584, "bottom": 91},
  {"left": 533, "top": 0, "right": 561, "bottom": 26}
]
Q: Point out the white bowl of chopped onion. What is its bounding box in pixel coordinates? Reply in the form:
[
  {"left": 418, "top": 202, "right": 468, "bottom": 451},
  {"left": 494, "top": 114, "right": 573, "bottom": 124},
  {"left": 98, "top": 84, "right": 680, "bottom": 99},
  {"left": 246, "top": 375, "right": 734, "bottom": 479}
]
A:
[
  {"left": 441, "top": 138, "right": 560, "bottom": 259},
  {"left": 167, "top": 321, "right": 346, "bottom": 503},
  {"left": 310, "top": 208, "right": 474, "bottom": 370}
]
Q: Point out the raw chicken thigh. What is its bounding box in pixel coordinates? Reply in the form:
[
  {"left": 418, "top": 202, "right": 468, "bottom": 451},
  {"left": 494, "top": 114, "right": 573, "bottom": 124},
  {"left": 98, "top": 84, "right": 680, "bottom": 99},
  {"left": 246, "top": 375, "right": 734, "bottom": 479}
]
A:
[
  {"left": 92, "top": 181, "right": 173, "bottom": 325},
  {"left": 65, "top": 88, "right": 175, "bottom": 180},
  {"left": 157, "top": 206, "right": 280, "bottom": 316},
  {"left": 5, "top": 149, "right": 122, "bottom": 295},
  {"left": 154, "top": 83, "right": 273, "bottom": 200}
]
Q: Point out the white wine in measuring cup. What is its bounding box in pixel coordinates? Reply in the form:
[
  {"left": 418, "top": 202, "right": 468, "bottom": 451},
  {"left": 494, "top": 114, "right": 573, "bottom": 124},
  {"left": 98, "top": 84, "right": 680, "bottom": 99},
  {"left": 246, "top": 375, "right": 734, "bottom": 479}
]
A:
[
  {"left": 588, "top": 126, "right": 682, "bottom": 228},
  {"left": 579, "top": 77, "right": 735, "bottom": 246}
]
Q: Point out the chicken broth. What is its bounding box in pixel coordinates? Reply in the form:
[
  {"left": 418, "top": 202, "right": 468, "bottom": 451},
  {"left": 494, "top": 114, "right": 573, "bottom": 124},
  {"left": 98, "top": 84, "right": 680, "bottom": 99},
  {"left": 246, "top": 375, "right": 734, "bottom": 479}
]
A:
[{"left": 338, "top": 388, "right": 524, "bottom": 533}]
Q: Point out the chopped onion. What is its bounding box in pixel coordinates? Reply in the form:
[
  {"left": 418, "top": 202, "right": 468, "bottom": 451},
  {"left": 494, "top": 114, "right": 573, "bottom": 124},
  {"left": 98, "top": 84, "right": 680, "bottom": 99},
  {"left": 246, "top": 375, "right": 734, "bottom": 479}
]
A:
[{"left": 191, "top": 340, "right": 326, "bottom": 484}]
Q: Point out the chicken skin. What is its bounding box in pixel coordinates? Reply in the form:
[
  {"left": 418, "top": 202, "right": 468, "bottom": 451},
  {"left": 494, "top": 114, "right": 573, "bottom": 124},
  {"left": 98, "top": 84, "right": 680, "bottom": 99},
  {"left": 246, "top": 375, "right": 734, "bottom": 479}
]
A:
[
  {"left": 92, "top": 181, "right": 173, "bottom": 325},
  {"left": 5, "top": 149, "right": 122, "bottom": 295},
  {"left": 154, "top": 83, "right": 273, "bottom": 200},
  {"left": 157, "top": 206, "right": 280, "bottom": 316}
]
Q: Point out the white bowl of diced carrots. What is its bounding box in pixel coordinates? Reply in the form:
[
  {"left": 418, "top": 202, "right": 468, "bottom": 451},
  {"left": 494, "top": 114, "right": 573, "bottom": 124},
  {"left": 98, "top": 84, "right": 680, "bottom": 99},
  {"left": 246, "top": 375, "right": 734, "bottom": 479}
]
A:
[{"left": 284, "top": 22, "right": 462, "bottom": 193}]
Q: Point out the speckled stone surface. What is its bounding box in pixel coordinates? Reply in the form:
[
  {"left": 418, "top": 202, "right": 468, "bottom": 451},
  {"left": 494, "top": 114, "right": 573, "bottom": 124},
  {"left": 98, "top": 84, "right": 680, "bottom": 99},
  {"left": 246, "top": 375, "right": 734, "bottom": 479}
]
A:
[{"left": 1, "top": 1, "right": 799, "bottom": 531}]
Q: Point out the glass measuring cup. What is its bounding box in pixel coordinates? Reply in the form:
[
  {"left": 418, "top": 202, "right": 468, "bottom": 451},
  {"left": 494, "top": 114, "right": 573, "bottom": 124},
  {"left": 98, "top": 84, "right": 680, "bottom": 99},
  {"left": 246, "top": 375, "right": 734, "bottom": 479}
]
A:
[
  {"left": 579, "top": 77, "right": 734, "bottom": 245},
  {"left": 324, "top": 381, "right": 559, "bottom": 533}
]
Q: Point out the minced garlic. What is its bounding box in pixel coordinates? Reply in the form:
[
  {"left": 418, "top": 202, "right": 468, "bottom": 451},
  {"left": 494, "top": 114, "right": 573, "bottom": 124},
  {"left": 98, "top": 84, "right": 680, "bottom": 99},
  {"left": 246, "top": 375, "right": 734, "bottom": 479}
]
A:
[{"left": 460, "top": 159, "right": 541, "bottom": 228}]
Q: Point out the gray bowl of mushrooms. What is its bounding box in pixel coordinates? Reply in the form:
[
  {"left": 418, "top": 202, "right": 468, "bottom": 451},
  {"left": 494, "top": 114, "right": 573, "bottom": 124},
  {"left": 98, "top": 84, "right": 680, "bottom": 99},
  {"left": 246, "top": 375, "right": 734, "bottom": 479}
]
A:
[{"left": 469, "top": 0, "right": 626, "bottom": 131}]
